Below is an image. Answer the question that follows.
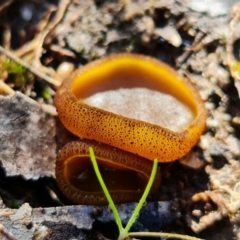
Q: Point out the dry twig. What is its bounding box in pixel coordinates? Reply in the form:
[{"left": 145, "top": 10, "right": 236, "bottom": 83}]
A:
[
  {"left": 0, "top": 0, "right": 13, "bottom": 13},
  {"left": 0, "top": 45, "right": 60, "bottom": 86},
  {"left": 32, "top": 0, "right": 71, "bottom": 64},
  {"left": 0, "top": 80, "right": 15, "bottom": 95},
  {"left": 0, "top": 224, "right": 17, "bottom": 240},
  {"left": 1, "top": 24, "right": 11, "bottom": 50}
]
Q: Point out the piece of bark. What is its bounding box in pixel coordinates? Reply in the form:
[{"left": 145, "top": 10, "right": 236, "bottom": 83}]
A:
[
  {"left": 0, "top": 201, "right": 179, "bottom": 240},
  {"left": 0, "top": 92, "right": 56, "bottom": 179}
]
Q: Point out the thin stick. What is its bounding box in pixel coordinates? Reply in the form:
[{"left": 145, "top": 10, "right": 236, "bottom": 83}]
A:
[
  {"left": 0, "top": 0, "right": 13, "bottom": 13},
  {"left": 0, "top": 80, "right": 15, "bottom": 95},
  {"left": 127, "top": 232, "right": 205, "bottom": 240},
  {"left": 2, "top": 24, "right": 11, "bottom": 49},
  {"left": 0, "top": 46, "right": 60, "bottom": 86},
  {"left": 33, "top": 0, "right": 71, "bottom": 66},
  {"left": 0, "top": 223, "right": 17, "bottom": 240},
  {"left": 32, "top": 5, "right": 57, "bottom": 67}
]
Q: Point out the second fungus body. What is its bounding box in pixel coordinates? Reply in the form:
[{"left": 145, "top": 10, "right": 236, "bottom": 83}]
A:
[
  {"left": 55, "top": 53, "right": 207, "bottom": 204},
  {"left": 56, "top": 140, "right": 161, "bottom": 205}
]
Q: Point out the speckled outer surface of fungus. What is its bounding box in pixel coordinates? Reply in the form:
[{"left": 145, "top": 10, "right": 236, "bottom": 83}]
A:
[
  {"left": 54, "top": 53, "right": 207, "bottom": 204},
  {"left": 55, "top": 53, "right": 207, "bottom": 162}
]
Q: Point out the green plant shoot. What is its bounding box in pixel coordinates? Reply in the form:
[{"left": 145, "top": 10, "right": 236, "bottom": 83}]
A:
[{"left": 89, "top": 147, "right": 158, "bottom": 240}]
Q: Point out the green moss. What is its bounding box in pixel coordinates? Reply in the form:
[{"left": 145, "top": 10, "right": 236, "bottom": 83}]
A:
[
  {"left": 232, "top": 61, "right": 240, "bottom": 74},
  {"left": 41, "top": 89, "right": 51, "bottom": 101},
  {"left": 1, "top": 58, "right": 27, "bottom": 87}
]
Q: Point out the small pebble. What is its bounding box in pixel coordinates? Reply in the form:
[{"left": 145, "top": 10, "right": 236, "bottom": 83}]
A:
[
  {"left": 20, "top": 4, "right": 34, "bottom": 21},
  {"left": 56, "top": 62, "right": 75, "bottom": 81},
  {"left": 192, "top": 209, "right": 203, "bottom": 218}
]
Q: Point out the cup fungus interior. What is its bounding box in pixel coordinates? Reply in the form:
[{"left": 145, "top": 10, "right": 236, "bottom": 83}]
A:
[
  {"left": 71, "top": 56, "right": 198, "bottom": 132},
  {"left": 64, "top": 155, "right": 147, "bottom": 192}
]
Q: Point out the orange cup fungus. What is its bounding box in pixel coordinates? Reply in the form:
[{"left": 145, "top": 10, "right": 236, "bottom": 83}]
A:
[{"left": 55, "top": 53, "right": 207, "bottom": 205}]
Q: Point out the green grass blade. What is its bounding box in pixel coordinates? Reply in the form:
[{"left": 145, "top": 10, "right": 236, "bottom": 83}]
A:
[
  {"left": 89, "top": 147, "right": 159, "bottom": 240},
  {"left": 124, "top": 158, "right": 158, "bottom": 233},
  {"left": 89, "top": 147, "right": 124, "bottom": 232}
]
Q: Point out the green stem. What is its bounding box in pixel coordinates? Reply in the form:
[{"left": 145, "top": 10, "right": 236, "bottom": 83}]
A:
[
  {"left": 89, "top": 147, "right": 158, "bottom": 240},
  {"left": 124, "top": 158, "right": 158, "bottom": 233},
  {"left": 89, "top": 147, "right": 124, "bottom": 232}
]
